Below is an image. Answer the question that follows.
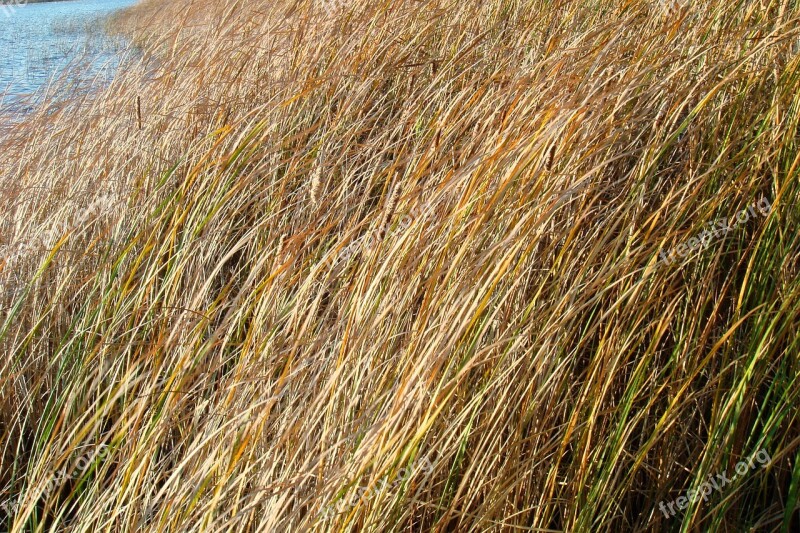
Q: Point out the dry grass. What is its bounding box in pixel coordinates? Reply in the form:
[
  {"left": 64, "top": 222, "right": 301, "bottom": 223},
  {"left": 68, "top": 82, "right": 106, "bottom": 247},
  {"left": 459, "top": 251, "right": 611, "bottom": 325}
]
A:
[{"left": 1, "top": 0, "right": 799, "bottom": 531}]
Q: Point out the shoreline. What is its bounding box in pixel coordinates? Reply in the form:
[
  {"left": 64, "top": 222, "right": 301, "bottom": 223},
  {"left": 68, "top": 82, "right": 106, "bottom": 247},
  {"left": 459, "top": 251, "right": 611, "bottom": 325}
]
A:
[{"left": 1, "top": 0, "right": 134, "bottom": 109}]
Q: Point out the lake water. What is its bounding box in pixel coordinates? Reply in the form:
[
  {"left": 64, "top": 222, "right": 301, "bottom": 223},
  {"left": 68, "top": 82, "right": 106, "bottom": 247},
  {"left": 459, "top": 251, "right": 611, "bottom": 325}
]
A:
[{"left": 0, "top": 0, "right": 137, "bottom": 108}]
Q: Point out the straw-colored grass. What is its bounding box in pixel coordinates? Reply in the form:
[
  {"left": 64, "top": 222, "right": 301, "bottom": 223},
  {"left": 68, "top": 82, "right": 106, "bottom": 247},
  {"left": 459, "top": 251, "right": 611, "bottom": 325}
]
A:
[{"left": 1, "top": 0, "right": 799, "bottom": 531}]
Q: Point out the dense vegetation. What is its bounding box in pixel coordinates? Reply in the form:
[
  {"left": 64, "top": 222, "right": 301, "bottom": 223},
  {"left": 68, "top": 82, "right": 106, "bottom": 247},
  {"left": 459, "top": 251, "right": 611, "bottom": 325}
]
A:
[{"left": 1, "top": 0, "right": 799, "bottom": 531}]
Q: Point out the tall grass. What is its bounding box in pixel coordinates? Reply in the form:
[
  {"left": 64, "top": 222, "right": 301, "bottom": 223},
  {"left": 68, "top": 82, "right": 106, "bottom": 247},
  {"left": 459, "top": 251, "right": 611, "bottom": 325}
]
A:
[{"left": 0, "top": 0, "right": 799, "bottom": 530}]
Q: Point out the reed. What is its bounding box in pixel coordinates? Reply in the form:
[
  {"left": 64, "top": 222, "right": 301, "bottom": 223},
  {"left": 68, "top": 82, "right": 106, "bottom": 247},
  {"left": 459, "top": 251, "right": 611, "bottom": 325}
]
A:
[{"left": 1, "top": 0, "right": 799, "bottom": 531}]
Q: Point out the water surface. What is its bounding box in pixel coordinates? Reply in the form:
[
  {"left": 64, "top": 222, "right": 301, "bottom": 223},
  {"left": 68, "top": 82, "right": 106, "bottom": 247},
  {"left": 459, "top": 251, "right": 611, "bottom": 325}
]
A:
[{"left": 0, "top": 0, "right": 137, "bottom": 107}]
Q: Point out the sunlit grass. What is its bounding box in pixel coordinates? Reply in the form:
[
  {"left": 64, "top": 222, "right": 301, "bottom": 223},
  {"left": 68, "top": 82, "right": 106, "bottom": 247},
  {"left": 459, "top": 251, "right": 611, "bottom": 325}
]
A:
[{"left": 0, "top": 0, "right": 799, "bottom": 531}]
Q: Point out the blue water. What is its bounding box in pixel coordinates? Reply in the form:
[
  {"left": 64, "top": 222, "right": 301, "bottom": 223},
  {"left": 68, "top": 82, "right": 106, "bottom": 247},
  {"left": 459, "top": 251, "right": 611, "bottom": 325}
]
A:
[{"left": 0, "top": 0, "right": 137, "bottom": 106}]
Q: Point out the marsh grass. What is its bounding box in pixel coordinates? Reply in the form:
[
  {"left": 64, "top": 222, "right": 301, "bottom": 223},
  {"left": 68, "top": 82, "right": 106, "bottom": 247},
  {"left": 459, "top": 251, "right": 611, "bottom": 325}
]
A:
[{"left": 0, "top": 0, "right": 799, "bottom": 531}]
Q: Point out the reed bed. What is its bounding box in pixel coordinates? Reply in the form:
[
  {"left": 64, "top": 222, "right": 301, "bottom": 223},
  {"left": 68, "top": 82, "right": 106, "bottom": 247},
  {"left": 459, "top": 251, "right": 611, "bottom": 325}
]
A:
[{"left": 0, "top": 0, "right": 799, "bottom": 531}]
